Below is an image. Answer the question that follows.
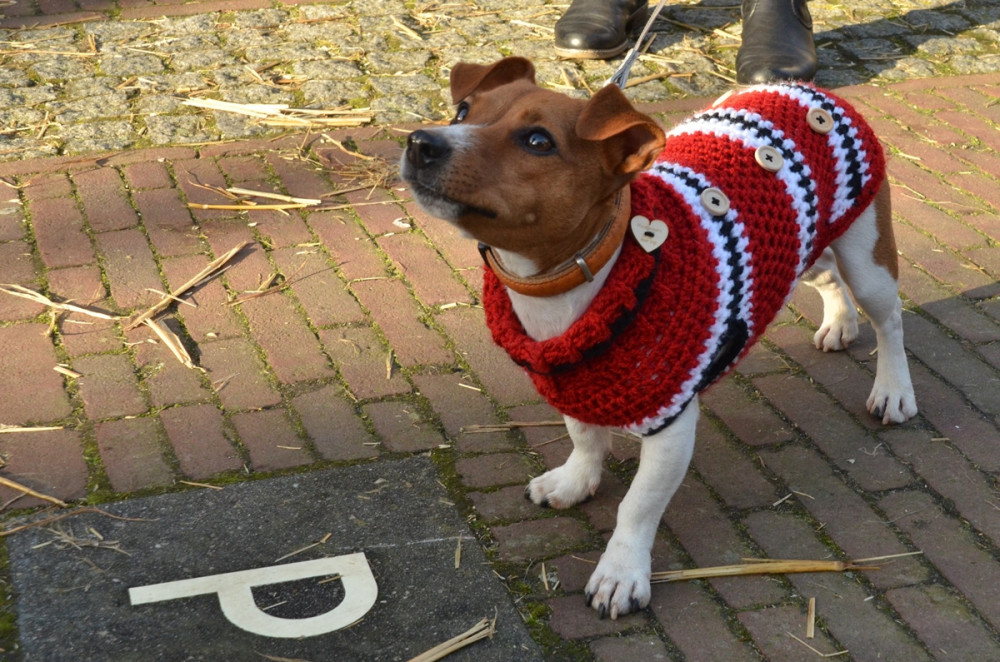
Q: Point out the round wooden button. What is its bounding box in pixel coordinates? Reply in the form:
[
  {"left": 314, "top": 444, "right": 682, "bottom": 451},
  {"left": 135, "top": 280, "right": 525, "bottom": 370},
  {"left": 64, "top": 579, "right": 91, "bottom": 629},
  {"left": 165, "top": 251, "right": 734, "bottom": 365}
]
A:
[
  {"left": 807, "top": 107, "right": 834, "bottom": 134},
  {"left": 754, "top": 145, "right": 784, "bottom": 172},
  {"left": 700, "top": 187, "right": 730, "bottom": 216}
]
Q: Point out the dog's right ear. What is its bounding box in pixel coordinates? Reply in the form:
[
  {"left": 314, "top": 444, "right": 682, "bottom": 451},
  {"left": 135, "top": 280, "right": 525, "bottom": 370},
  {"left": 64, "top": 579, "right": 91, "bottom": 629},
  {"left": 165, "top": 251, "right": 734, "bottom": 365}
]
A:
[{"left": 449, "top": 57, "right": 536, "bottom": 104}]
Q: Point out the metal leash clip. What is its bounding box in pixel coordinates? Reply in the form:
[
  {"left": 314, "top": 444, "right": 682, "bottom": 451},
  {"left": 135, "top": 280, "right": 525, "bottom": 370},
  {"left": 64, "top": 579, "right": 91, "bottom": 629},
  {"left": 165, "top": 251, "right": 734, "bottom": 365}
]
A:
[{"left": 605, "top": 0, "right": 668, "bottom": 90}]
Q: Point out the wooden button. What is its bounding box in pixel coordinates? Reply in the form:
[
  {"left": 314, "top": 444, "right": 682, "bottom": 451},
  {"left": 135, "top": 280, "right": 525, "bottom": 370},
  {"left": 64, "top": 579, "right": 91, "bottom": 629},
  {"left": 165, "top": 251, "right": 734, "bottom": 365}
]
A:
[
  {"left": 630, "top": 215, "right": 669, "bottom": 252},
  {"left": 754, "top": 145, "right": 784, "bottom": 172},
  {"left": 807, "top": 107, "right": 834, "bottom": 134},
  {"left": 700, "top": 187, "right": 730, "bottom": 216}
]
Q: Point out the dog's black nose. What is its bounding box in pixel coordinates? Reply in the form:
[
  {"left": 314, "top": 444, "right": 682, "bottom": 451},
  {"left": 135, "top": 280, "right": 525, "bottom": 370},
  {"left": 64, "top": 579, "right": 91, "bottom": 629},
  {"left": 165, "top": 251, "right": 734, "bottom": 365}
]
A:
[{"left": 406, "top": 130, "right": 451, "bottom": 169}]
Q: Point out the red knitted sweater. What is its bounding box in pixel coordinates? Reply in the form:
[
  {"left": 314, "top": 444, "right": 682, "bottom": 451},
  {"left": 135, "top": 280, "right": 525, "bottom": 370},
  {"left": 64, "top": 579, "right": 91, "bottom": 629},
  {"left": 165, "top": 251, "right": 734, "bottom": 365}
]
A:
[{"left": 483, "top": 83, "right": 886, "bottom": 435}]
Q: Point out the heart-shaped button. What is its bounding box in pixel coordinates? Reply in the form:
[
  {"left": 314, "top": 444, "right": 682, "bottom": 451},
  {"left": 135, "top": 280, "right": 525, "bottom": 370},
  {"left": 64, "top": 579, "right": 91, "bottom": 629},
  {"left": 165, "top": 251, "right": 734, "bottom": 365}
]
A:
[{"left": 631, "top": 215, "right": 669, "bottom": 252}]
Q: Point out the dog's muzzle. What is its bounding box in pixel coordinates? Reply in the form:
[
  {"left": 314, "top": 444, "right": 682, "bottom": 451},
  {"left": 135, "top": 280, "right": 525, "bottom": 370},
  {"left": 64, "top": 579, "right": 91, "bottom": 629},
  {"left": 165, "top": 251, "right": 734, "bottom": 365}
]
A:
[{"left": 404, "top": 130, "right": 452, "bottom": 171}]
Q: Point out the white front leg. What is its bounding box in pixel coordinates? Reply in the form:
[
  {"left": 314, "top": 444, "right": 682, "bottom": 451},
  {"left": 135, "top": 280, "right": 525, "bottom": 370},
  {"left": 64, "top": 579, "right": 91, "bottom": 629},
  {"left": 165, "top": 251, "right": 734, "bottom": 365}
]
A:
[
  {"left": 585, "top": 396, "right": 699, "bottom": 619},
  {"left": 525, "top": 416, "right": 610, "bottom": 509}
]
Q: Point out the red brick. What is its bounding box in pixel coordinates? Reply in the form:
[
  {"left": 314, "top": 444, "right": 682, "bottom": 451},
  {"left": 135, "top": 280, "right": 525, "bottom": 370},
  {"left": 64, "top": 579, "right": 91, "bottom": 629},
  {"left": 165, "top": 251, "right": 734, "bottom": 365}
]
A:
[
  {"left": 744, "top": 510, "right": 932, "bottom": 661},
  {"left": 231, "top": 408, "right": 312, "bottom": 471},
  {"left": 886, "top": 584, "right": 1000, "bottom": 661},
  {"left": 691, "top": 416, "right": 778, "bottom": 509},
  {"left": 96, "top": 417, "right": 174, "bottom": 492},
  {"left": 264, "top": 151, "right": 335, "bottom": 200},
  {"left": 664, "top": 475, "right": 788, "bottom": 610},
  {"left": 902, "top": 313, "right": 998, "bottom": 418},
  {"left": 173, "top": 158, "right": 231, "bottom": 222},
  {"left": 74, "top": 353, "right": 148, "bottom": 420},
  {"left": 240, "top": 295, "right": 335, "bottom": 384},
  {"left": 351, "top": 278, "right": 452, "bottom": 367},
  {"left": 701, "top": 377, "right": 794, "bottom": 447},
  {"left": 883, "top": 427, "right": 1000, "bottom": 549},
  {"left": 649, "top": 580, "right": 759, "bottom": 662},
  {"left": 46, "top": 265, "right": 120, "bottom": 356},
  {"left": 454, "top": 451, "right": 534, "bottom": 489},
  {"left": 72, "top": 167, "right": 139, "bottom": 233},
  {"left": 881, "top": 490, "right": 1000, "bottom": 632},
  {"left": 216, "top": 155, "right": 270, "bottom": 184},
  {"left": 377, "top": 231, "right": 474, "bottom": 307},
  {"left": 898, "top": 263, "right": 999, "bottom": 344},
  {"left": 251, "top": 208, "right": 314, "bottom": 248},
  {"left": 94, "top": 228, "right": 164, "bottom": 310},
  {"left": 895, "top": 221, "right": 995, "bottom": 295},
  {"left": 436, "top": 305, "right": 540, "bottom": 407},
  {"left": 547, "top": 594, "right": 644, "bottom": 639},
  {"left": 0, "top": 241, "right": 44, "bottom": 320},
  {"left": 198, "top": 338, "right": 282, "bottom": 411},
  {"left": 739, "top": 605, "right": 847, "bottom": 661},
  {"left": 467, "top": 485, "right": 540, "bottom": 523},
  {"left": 0, "top": 324, "right": 72, "bottom": 425},
  {"left": 272, "top": 246, "right": 364, "bottom": 327},
  {"left": 159, "top": 404, "right": 243, "bottom": 479},
  {"left": 201, "top": 222, "right": 269, "bottom": 293},
  {"left": 122, "top": 160, "right": 173, "bottom": 190},
  {"left": 133, "top": 188, "right": 202, "bottom": 257},
  {"left": 752, "top": 373, "right": 910, "bottom": 491},
  {"left": 907, "top": 361, "right": 1000, "bottom": 471},
  {"left": 348, "top": 187, "right": 408, "bottom": 237},
  {"left": 578, "top": 472, "right": 628, "bottom": 534},
  {"left": 0, "top": 429, "right": 88, "bottom": 509},
  {"left": 590, "top": 633, "right": 672, "bottom": 661},
  {"left": 309, "top": 212, "right": 387, "bottom": 282},
  {"left": 30, "top": 197, "right": 94, "bottom": 268},
  {"left": 412, "top": 372, "right": 515, "bottom": 452},
  {"left": 491, "top": 517, "right": 590, "bottom": 563},
  {"left": 291, "top": 385, "right": 377, "bottom": 461},
  {"left": 0, "top": 198, "right": 25, "bottom": 241},
  {"left": 160, "top": 254, "right": 245, "bottom": 342},
  {"left": 892, "top": 192, "right": 985, "bottom": 251},
  {"left": 21, "top": 172, "right": 72, "bottom": 201},
  {"left": 760, "top": 444, "right": 925, "bottom": 589},
  {"left": 128, "top": 324, "right": 211, "bottom": 407},
  {"left": 364, "top": 400, "right": 444, "bottom": 453},
  {"left": 318, "top": 327, "right": 410, "bottom": 400}
]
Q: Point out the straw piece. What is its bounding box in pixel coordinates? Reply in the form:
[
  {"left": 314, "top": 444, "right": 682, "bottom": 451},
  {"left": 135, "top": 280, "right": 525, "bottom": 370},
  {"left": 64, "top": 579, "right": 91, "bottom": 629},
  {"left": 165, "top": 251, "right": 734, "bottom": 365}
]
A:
[
  {"left": 143, "top": 319, "right": 197, "bottom": 370},
  {"left": 126, "top": 242, "right": 249, "bottom": 329},
  {"left": 53, "top": 364, "right": 82, "bottom": 379},
  {"left": 408, "top": 616, "right": 497, "bottom": 662},
  {"left": 0, "top": 284, "right": 118, "bottom": 320},
  {"left": 0, "top": 424, "right": 64, "bottom": 434},
  {"left": 807, "top": 597, "right": 816, "bottom": 639},
  {"left": 650, "top": 558, "right": 879, "bottom": 584},
  {"left": 182, "top": 98, "right": 372, "bottom": 128},
  {"left": 226, "top": 187, "right": 321, "bottom": 206},
  {"left": 0, "top": 475, "right": 67, "bottom": 507}
]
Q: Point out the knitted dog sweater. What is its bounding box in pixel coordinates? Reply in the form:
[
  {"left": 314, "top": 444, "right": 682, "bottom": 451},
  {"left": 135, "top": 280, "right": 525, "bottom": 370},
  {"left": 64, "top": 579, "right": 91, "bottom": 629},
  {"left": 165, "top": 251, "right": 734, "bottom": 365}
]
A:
[{"left": 483, "top": 83, "right": 886, "bottom": 436}]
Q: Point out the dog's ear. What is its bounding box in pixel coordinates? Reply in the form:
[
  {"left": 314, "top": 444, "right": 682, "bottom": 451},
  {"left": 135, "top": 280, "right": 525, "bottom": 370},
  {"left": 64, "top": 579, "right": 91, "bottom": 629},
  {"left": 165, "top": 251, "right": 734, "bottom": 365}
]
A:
[
  {"left": 449, "top": 57, "right": 536, "bottom": 104},
  {"left": 577, "top": 84, "right": 666, "bottom": 178}
]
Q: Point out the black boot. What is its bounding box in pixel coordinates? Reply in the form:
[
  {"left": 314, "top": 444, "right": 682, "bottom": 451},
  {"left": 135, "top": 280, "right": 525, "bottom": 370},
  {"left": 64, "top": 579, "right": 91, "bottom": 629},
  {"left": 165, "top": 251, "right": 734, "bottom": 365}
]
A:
[
  {"left": 554, "top": 0, "right": 648, "bottom": 60},
  {"left": 736, "top": 0, "right": 817, "bottom": 84}
]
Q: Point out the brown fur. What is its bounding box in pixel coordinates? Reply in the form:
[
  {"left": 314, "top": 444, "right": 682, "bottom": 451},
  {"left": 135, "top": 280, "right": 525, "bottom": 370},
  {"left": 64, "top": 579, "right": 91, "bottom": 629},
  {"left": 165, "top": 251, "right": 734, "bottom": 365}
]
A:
[{"left": 873, "top": 180, "right": 899, "bottom": 279}]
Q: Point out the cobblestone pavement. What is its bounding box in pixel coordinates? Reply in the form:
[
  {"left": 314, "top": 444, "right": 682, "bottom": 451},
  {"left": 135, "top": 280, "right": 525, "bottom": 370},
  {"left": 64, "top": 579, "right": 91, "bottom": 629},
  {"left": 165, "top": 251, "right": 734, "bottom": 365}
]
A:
[{"left": 0, "top": 0, "right": 999, "bottom": 659}]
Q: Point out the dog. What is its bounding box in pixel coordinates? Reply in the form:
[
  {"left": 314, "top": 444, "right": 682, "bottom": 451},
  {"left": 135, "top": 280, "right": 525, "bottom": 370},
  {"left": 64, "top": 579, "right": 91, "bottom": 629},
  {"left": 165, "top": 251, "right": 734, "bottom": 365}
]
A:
[{"left": 401, "top": 57, "right": 918, "bottom": 619}]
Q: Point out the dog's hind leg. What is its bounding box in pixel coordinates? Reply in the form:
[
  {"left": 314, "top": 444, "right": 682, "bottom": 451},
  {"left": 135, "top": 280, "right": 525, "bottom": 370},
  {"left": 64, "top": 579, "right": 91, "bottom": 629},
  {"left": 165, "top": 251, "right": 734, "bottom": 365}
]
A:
[
  {"left": 801, "top": 247, "right": 859, "bottom": 352},
  {"left": 829, "top": 183, "right": 917, "bottom": 424},
  {"left": 585, "top": 397, "right": 698, "bottom": 619},
  {"left": 525, "top": 416, "right": 610, "bottom": 509}
]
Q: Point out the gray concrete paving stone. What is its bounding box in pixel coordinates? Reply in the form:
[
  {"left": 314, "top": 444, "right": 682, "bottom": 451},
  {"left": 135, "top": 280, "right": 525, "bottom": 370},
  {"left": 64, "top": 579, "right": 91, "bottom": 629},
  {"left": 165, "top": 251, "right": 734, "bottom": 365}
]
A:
[{"left": 6, "top": 457, "right": 541, "bottom": 661}]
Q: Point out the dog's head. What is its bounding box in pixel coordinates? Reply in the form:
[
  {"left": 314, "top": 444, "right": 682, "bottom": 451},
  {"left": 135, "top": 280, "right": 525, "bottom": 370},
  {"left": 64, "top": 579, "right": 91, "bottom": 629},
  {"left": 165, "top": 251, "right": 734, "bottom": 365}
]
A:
[{"left": 401, "top": 57, "right": 665, "bottom": 272}]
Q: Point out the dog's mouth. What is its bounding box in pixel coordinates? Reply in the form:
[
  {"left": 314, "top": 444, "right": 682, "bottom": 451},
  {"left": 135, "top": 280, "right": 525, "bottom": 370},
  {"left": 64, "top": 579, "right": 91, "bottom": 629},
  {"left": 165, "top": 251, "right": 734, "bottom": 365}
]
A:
[{"left": 407, "top": 177, "right": 497, "bottom": 222}]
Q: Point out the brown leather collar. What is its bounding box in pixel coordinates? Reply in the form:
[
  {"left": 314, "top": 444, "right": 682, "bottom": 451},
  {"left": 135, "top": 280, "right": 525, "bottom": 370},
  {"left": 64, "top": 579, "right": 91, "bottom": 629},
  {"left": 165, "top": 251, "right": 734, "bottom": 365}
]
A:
[{"left": 479, "top": 187, "right": 631, "bottom": 298}]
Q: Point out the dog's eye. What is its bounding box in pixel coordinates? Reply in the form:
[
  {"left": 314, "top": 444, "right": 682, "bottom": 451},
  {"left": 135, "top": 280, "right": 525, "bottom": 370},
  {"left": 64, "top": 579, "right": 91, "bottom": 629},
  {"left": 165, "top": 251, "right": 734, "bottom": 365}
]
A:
[
  {"left": 452, "top": 102, "right": 470, "bottom": 124},
  {"left": 522, "top": 130, "right": 555, "bottom": 154}
]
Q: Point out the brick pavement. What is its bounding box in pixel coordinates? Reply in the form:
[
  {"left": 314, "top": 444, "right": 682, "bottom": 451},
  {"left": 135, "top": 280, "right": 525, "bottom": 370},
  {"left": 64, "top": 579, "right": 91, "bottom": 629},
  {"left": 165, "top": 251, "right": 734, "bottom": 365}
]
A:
[{"left": 1, "top": 4, "right": 999, "bottom": 661}]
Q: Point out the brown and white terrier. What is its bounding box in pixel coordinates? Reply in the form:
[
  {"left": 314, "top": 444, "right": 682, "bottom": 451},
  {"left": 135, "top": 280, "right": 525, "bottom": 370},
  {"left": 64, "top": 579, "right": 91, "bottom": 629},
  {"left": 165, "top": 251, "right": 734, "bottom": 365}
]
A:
[{"left": 401, "top": 57, "right": 917, "bottom": 619}]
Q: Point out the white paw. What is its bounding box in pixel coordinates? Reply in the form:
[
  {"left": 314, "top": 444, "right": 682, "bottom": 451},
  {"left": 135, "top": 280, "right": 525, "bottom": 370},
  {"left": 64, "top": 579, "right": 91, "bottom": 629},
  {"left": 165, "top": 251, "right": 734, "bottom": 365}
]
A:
[
  {"left": 525, "top": 463, "right": 600, "bottom": 509},
  {"left": 867, "top": 381, "right": 918, "bottom": 424},
  {"left": 584, "top": 541, "right": 651, "bottom": 619},
  {"left": 813, "top": 315, "right": 858, "bottom": 352}
]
